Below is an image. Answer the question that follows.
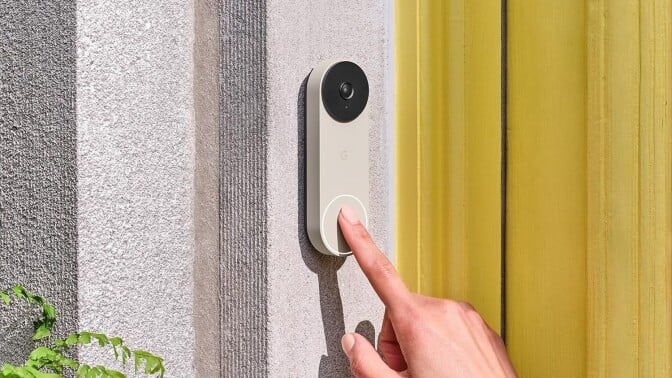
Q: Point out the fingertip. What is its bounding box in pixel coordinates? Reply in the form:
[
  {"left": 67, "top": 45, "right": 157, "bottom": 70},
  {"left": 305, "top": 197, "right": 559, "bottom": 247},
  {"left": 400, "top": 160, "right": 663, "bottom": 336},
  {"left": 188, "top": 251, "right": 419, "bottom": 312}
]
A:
[
  {"left": 339, "top": 206, "right": 360, "bottom": 225},
  {"left": 341, "top": 332, "right": 356, "bottom": 355},
  {"left": 344, "top": 332, "right": 396, "bottom": 377}
]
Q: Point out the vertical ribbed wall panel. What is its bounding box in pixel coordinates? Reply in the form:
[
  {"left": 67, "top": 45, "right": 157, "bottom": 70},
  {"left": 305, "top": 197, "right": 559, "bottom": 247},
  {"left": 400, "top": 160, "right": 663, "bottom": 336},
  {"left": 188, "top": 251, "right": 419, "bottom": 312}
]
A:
[{"left": 220, "top": 1, "right": 268, "bottom": 376}]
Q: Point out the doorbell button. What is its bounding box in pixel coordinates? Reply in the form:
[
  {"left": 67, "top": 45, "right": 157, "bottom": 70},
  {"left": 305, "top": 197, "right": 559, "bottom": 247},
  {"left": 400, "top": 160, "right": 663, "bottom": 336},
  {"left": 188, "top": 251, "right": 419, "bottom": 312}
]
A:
[{"left": 321, "top": 195, "right": 368, "bottom": 256}]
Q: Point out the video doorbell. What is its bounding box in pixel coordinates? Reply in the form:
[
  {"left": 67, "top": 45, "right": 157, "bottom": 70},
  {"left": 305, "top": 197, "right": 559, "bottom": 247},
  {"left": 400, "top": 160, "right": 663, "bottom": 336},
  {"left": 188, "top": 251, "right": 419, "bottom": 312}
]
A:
[{"left": 306, "top": 60, "right": 370, "bottom": 256}]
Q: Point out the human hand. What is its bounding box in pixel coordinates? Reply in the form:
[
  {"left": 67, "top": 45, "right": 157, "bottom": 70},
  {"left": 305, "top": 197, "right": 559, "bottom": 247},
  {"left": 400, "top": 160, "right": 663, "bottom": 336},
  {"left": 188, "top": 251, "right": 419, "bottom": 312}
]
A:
[{"left": 337, "top": 207, "right": 516, "bottom": 378}]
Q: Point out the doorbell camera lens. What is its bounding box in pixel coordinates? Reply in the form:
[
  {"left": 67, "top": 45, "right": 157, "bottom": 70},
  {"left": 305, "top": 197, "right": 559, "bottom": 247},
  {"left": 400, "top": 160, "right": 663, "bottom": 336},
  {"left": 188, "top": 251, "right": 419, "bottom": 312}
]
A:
[
  {"left": 321, "top": 61, "right": 369, "bottom": 123},
  {"left": 339, "top": 82, "right": 354, "bottom": 100}
]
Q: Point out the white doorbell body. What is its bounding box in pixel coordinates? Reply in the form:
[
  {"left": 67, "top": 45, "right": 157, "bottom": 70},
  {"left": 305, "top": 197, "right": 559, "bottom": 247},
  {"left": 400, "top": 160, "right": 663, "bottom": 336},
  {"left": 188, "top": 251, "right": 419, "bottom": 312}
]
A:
[{"left": 306, "top": 60, "right": 369, "bottom": 256}]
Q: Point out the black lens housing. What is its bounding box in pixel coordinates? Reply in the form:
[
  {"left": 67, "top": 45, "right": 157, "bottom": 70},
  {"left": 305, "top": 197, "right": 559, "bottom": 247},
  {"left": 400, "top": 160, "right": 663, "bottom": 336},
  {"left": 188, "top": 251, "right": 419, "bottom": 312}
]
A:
[{"left": 321, "top": 62, "right": 369, "bottom": 123}]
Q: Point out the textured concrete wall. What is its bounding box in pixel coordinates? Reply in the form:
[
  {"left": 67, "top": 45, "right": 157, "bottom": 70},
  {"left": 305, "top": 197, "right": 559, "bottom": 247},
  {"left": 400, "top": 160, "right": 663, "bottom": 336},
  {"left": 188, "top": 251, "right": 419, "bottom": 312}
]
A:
[
  {"left": 0, "top": 1, "right": 78, "bottom": 366},
  {"left": 2, "top": 1, "right": 392, "bottom": 376},
  {"left": 193, "top": 0, "right": 222, "bottom": 376},
  {"left": 219, "top": 0, "right": 268, "bottom": 376},
  {"left": 76, "top": 1, "right": 197, "bottom": 376},
  {"left": 219, "top": 1, "right": 393, "bottom": 376},
  {"left": 266, "top": 1, "right": 392, "bottom": 376}
]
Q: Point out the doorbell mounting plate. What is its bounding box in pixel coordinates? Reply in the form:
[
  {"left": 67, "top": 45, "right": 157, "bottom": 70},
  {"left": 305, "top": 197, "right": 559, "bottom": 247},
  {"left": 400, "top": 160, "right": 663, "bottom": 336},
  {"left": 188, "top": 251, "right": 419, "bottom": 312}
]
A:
[{"left": 306, "top": 60, "right": 370, "bottom": 256}]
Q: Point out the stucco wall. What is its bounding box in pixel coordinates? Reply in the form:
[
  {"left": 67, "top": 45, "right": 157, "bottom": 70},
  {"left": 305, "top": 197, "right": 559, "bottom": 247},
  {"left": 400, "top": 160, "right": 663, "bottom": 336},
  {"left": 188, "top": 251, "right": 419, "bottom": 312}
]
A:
[
  {"left": 265, "top": 0, "right": 393, "bottom": 376},
  {"left": 76, "top": 1, "right": 196, "bottom": 376},
  {"left": 219, "top": 1, "right": 393, "bottom": 376},
  {"left": 0, "top": 1, "right": 78, "bottom": 366},
  {"left": 1, "top": 1, "right": 392, "bottom": 376}
]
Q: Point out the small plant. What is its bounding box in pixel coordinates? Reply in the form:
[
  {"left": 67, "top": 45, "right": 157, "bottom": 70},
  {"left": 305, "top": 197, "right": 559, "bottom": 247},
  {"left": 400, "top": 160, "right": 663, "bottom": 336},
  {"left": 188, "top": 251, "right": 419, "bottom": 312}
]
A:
[{"left": 1, "top": 285, "right": 165, "bottom": 378}]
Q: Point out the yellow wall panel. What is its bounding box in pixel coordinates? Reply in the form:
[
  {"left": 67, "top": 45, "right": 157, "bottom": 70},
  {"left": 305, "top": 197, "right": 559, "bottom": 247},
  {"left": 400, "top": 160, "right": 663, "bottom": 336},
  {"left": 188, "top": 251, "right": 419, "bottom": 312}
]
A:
[
  {"left": 507, "top": 0, "right": 671, "bottom": 376},
  {"left": 395, "top": 0, "right": 502, "bottom": 331},
  {"left": 397, "top": 1, "right": 670, "bottom": 375},
  {"left": 587, "top": 0, "right": 672, "bottom": 376},
  {"left": 506, "top": 1, "right": 588, "bottom": 376}
]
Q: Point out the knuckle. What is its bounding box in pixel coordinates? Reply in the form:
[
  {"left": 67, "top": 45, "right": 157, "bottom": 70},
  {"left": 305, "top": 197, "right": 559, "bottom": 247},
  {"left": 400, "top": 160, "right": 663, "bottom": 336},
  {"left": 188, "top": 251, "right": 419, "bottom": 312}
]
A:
[
  {"left": 457, "top": 300, "right": 476, "bottom": 312},
  {"left": 440, "top": 299, "right": 464, "bottom": 315},
  {"left": 467, "top": 309, "right": 487, "bottom": 326},
  {"left": 391, "top": 303, "right": 423, "bottom": 330}
]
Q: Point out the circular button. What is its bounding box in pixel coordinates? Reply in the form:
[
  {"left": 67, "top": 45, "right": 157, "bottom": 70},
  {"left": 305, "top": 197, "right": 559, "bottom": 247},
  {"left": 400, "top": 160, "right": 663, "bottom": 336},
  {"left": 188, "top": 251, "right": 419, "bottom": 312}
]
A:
[{"left": 321, "top": 194, "right": 368, "bottom": 256}]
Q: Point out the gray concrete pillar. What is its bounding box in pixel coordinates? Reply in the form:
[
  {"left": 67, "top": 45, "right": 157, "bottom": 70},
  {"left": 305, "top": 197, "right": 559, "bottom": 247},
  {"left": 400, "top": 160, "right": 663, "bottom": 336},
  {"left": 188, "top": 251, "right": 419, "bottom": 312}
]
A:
[{"left": 0, "top": 1, "right": 78, "bottom": 365}]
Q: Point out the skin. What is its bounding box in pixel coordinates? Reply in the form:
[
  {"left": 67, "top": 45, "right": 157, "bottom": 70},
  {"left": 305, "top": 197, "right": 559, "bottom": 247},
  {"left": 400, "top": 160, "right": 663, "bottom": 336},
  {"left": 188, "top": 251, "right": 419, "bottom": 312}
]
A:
[{"left": 338, "top": 206, "right": 517, "bottom": 378}]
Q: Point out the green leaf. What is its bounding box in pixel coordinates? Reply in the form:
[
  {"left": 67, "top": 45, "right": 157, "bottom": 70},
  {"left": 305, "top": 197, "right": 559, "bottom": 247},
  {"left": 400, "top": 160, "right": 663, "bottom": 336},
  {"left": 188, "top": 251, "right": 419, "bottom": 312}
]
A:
[
  {"left": 121, "top": 347, "right": 131, "bottom": 365},
  {"left": 86, "top": 366, "right": 102, "bottom": 378},
  {"left": 78, "top": 332, "right": 91, "bottom": 345},
  {"left": 29, "top": 295, "right": 44, "bottom": 306},
  {"left": 27, "top": 347, "right": 56, "bottom": 361},
  {"left": 61, "top": 358, "right": 79, "bottom": 370},
  {"left": 1, "top": 292, "right": 10, "bottom": 305},
  {"left": 91, "top": 333, "right": 107, "bottom": 347},
  {"left": 109, "top": 337, "right": 122, "bottom": 347},
  {"left": 2, "top": 364, "right": 17, "bottom": 375},
  {"left": 1, "top": 365, "right": 30, "bottom": 378},
  {"left": 76, "top": 364, "right": 90, "bottom": 377},
  {"left": 106, "top": 370, "right": 125, "bottom": 378},
  {"left": 133, "top": 354, "right": 140, "bottom": 374},
  {"left": 42, "top": 304, "right": 56, "bottom": 319},
  {"left": 32, "top": 324, "right": 51, "bottom": 340},
  {"left": 144, "top": 357, "right": 161, "bottom": 374},
  {"left": 65, "top": 334, "right": 80, "bottom": 346},
  {"left": 12, "top": 286, "right": 26, "bottom": 299},
  {"left": 23, "top": 366, "right": 60, "bottom": 378}
]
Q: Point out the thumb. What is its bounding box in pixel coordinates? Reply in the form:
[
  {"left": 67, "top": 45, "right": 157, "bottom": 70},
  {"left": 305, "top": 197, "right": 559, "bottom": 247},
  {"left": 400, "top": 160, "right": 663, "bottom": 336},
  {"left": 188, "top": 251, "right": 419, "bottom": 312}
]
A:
[{"left": 341, "top": 333, "right": 398, "bottom": 378}]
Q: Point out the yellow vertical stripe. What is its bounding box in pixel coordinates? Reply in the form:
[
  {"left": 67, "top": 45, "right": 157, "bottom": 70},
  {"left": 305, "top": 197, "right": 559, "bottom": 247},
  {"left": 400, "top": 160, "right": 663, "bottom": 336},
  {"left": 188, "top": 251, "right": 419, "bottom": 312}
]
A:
[
  {"left": 635, "top": 1, "right": 672, "bottom": 374},
  {"left": 395, "top": 0, "right": 420, "bottom": 292},
  {"left": 395, "top": 0, "right": 502, "bottom": 331},
  {"left": 587, "top": 0, "right": 672, "bottom": 376},
  {"left": 463, "top": 0, "right": 502, "bottom": 325},
  {"left": 506, "top": 1, "right": 588, "bottom": 376}
]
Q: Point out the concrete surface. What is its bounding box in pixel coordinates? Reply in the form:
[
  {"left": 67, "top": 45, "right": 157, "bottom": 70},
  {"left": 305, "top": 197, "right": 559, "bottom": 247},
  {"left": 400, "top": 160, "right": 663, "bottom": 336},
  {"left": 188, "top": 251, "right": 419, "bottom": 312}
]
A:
[
  {"left": 219, "top": 0, "right": 393, "bottom": 375},
  {"left": 0, "top": 0, "right": 78, "bottom": 366},
  {"left": 1, "top": 1, "right": 393, "bottom": 376},
  {"left": 219, "top": 0, "right": 269, "bottom": 376},
  {"left": 193, "top": 0, "right": 222, "bottom": 376},
  {"left": 264, "top": 1, "right": 393, "bottom": 376},
  {"left": 76, "top": 1, "right": 196, "bottom": 376}
]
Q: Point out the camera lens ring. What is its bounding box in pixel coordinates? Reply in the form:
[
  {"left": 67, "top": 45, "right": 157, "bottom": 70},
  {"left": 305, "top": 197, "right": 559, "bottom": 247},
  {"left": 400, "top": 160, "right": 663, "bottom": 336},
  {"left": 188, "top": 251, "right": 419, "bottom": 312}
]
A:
[
  {"left": 321, "top": 61, "right": 369, "bottom": 123},
  {"left": 339, "top": 82, "right": 354, "bottom": 100}
]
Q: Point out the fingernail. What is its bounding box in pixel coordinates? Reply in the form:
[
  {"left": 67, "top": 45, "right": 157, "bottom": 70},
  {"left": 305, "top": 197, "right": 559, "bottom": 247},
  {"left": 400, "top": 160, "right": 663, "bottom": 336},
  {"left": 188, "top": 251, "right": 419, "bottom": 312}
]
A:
[
  {"left": 341, "top": 333, "right": 356, "bottom": 355},
  {"left": 340, "top": 206, "right": 360, "bottom": 225}
]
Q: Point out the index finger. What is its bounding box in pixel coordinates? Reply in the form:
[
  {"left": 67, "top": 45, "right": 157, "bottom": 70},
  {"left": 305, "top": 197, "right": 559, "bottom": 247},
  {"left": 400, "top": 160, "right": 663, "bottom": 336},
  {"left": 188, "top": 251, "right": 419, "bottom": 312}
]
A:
[{"left": 338, "top": 207, "right": 411, "bottom": 310}]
